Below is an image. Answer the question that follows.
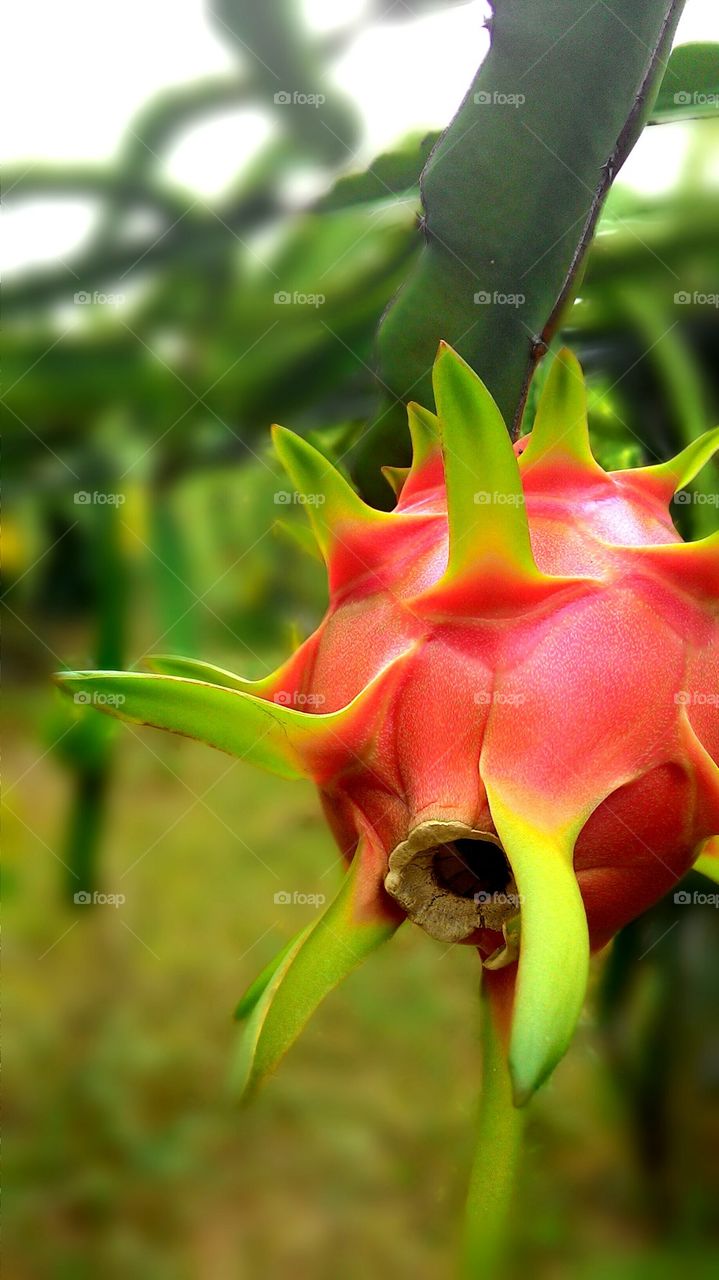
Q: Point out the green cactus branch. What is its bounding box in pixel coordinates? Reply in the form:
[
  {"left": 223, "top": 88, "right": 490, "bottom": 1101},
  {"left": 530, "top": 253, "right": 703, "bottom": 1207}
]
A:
[
  {"left": 353, "top": 0, "right": 688, "bottom": 497},
  {"left": 460, "top": 978, "right": 524, "bottom": 1280},
  {"left": 4, "top": 164, "right": 194, "bottom": 223}
]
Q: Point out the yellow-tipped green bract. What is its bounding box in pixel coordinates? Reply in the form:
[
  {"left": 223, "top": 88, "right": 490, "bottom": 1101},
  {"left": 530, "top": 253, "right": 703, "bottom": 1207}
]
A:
[
  {"left": 519, "top": 348, "right": 605, "bottom": 478},
  {"left": 271, "top": 424, "right": 389, "bottom": 563}
]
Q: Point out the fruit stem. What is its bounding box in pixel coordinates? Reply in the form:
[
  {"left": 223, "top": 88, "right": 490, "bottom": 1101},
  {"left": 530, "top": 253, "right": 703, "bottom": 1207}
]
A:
[{"left": 459, "top": 971, "right": 525, "bottom": 1279}]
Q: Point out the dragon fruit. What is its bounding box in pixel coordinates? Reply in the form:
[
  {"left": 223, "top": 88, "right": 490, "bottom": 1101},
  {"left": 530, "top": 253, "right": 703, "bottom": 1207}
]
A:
[{"left": 59, "top": 343, "right": 719, "bottom": 1104}]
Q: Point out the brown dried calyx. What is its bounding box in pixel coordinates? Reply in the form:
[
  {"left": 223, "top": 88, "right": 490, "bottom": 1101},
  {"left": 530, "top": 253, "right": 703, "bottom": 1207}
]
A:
[{"left": 384, "top": 821, "right": 520, "bottom": 948}]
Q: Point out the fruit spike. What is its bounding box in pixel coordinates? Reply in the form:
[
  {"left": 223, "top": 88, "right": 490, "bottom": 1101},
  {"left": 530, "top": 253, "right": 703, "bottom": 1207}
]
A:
[
  {"left": 617, "top": 424, "right": 719, "bottom": 504},
  {"left": 271, "top": 424, "right": 389, "bottom": 564},
  {"left": 271, "top": 423, "right": 434, "bottom": 596},
  {"left": 146, "top": 653, "right": 275, "bottom": 691},
  {"left": 55, "top": 341, "right": 719, "bottom": 1111},
  {"left": 381, "top": 464, "right": 410, "bottom": 498},
  {"left": 385, "top": 403, "right": 443, "bottom": 510},
  {"left": 519, "top": 347, "right": 605, "bottom": 480},
  {"left": 484, "top": 791, "right": 589, "bottom": 1104},
  {"left": 433, "top": 341, "right": 534, "bottom": 582},
  {"left": 407, "top": 401, "right": 440, "bottom": 466},
  {"left": 55, "top": 647, "right": 416, "bottom": 784},
  {"left": 232, "top": 842, "right": 399, "bottom": 1100},
  {"left": 417, "top": 343, "right": 590, "bottom": 613}
]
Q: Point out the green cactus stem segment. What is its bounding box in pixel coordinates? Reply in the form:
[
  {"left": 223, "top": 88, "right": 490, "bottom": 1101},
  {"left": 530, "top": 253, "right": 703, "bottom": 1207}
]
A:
[
  {"left": 384, "top": 822, "right": 519, "bottom": 944},
  {"left": 460, "top": 972, "right": 525, "bottom": 1280}
]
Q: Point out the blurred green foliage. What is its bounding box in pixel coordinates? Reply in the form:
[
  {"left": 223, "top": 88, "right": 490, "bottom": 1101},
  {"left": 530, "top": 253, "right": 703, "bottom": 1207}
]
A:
[{"left": 5, "top": 719, "right": 719, "bottom": 1278}]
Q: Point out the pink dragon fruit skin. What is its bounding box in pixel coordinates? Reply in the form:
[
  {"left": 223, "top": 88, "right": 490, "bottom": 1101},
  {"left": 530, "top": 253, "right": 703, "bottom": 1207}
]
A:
[
  {"left": 58, "top": 343, "right": 719, "bottom": 1102},
  {"left": 268, "top": 345, "right": 718, "bottom": 935}
]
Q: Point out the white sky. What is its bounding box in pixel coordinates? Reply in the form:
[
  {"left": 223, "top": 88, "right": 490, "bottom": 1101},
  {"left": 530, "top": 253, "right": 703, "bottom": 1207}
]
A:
[{"left": 3, "top": 0, "right": 718, "bottom": 273}]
